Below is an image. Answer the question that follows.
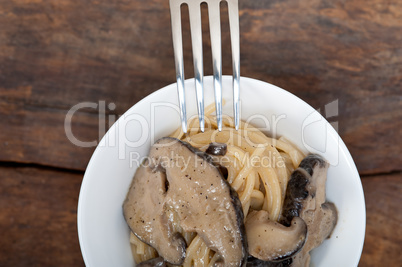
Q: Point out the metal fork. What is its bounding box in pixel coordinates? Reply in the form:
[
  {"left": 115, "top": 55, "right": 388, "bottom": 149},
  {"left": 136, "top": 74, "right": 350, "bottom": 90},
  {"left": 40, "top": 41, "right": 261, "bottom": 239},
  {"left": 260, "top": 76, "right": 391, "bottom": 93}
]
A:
[{"left": 169, "top": 0, "right": 240, "bottom": 133}]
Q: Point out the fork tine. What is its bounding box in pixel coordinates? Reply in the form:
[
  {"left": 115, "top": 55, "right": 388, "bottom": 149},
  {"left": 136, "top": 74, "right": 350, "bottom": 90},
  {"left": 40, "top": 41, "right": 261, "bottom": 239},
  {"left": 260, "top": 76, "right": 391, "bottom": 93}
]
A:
[
  {"left": 170, "top": 0, "right": 240, "bottom": 132},
  {"left": 170, "top": 0, "right": 187, "bottom": 133},
  {"left": 227, "top": 0, "right": 240, "bottom": 130},
  {"left": 188, "top": 1, "right": 205, "bottom": 132},
  {"left": 208, "top": 0, "right": 223, "bottom": 131}
]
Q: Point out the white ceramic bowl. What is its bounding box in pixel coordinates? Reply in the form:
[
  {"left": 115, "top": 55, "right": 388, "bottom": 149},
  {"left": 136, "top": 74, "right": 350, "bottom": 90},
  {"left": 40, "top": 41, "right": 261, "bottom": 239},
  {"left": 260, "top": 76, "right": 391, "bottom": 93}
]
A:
[{"left": 78, "top": 76, "right": 365, "bottom": 267}]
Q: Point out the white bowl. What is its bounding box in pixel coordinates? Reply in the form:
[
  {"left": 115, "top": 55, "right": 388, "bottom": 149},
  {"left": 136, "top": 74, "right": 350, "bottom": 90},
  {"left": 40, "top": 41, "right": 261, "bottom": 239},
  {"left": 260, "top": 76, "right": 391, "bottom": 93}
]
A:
[{"left": 78, "top": 76, "right": 365, "bottom": 267}]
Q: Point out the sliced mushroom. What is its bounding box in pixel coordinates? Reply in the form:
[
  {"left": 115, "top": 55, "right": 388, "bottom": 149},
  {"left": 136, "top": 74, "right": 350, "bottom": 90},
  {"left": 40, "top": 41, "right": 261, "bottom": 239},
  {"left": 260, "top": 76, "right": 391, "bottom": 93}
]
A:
[
  {"left": 246, "top": 256, "right": 292, "bottom": 267},
  {"left": 308, "top": 202, "right": 338, "bottom": 248},
  {"left": 246, "top": 210, "right": 307, "bottom": 262},
  {"left": 206, "top": 142, "right": 228, "bottom": 156},
  {"left": 123, "top": 137, "right": 247, "bottom": 266},
  {"left": 245, "top": 154, "right": 338, "bottom": 267},
  {"left": 204, "top": 143, "right": 229, "bottom": 179},
  {"left": 123, "top": 159, "right": 186, "bottom": 265},
  {"left": 136, "top": 257, "right": 166, "bottom": 267},
  {"left": 281, "top": 154, "right": 338, "bottom": 266}
]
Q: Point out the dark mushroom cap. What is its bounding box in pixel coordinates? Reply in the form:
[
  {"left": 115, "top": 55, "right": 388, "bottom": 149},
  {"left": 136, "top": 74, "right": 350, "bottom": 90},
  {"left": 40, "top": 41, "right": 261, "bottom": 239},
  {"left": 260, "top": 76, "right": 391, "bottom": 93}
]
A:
[
  {"left": 123, "top": 137, "right": 247, "bottom": 266},
  {"left": 206, "top": 142, "right": 228, "bottom": 156},
  {"left": 281, "top": 154, "right": 338, "bottom": 266}
]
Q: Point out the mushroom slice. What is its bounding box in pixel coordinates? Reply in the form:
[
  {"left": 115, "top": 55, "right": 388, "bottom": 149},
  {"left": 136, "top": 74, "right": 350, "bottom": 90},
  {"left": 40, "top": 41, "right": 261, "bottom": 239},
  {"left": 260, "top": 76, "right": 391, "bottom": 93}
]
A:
[
  {"left": 206, "top": 142, "right": 228, "bottom": 156},
  {"left": 136, "top": 257, "right": 166, "bottom": 267},
  {"left": 246, "top": 210, "right": 307, "bottom": 262},
  {"left": 123, "top": 159, "right": 186, "bottom": 265},
  {"left": 246, "top": 256, "right": 292, "bottom": 267},
  {"left": 281, "top": 154, "right": 338, "bottom": 266},
  {"left": 308, "top": 202, "right": 338, "bottom": 248},
  {"left": 124, "top": 137, "right": 247, "bottom": 266}
]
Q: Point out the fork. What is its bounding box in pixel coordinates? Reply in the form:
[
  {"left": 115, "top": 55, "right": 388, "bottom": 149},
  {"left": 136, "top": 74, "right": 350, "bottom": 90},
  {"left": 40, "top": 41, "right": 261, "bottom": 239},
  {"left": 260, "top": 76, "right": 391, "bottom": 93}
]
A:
[{"left": 169, "top": 0, "right": 240, "bottom": 133}]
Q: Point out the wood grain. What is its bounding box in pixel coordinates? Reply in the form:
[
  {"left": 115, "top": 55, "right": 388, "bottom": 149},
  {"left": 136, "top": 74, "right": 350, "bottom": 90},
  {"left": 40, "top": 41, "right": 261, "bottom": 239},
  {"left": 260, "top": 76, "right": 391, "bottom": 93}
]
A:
[
  {"left": 0, "top": 0, "right": 401, "bottom": 173},
  {"left": 0, "top": 165, "right": 85, "bottom": 266},
  {"left": 0, "top": 101, "right": 101, "bottom": 170},
  {"left": 359, "top": 173, "right": 402, "bottom": 266}
]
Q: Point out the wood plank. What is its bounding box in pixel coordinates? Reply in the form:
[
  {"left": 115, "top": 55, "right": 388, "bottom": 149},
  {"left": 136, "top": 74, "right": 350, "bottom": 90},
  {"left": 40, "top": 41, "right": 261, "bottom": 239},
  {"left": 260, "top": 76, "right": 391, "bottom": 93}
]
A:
[
  {"left": 359, "top": 173, "right": 402, "bottom": 266},
  {"left": 0, "top": 101, "right": 101, "bottom": 171},
  {"left": 0, "top": 0, "right": 175, "bottom": 114},
  {"left": 0, "top": 0, "right": 401, "bottom": 173},
  {"left": 0, "top": 166, "right": 85, "bottom": 266}
]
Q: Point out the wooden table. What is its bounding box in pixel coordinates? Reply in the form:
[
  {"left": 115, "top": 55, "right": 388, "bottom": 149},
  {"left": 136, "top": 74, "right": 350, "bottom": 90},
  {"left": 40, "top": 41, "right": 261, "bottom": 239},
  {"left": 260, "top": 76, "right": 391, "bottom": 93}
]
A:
[{"left": 0, "top": 0, "right": 401, "bottom": 266}]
